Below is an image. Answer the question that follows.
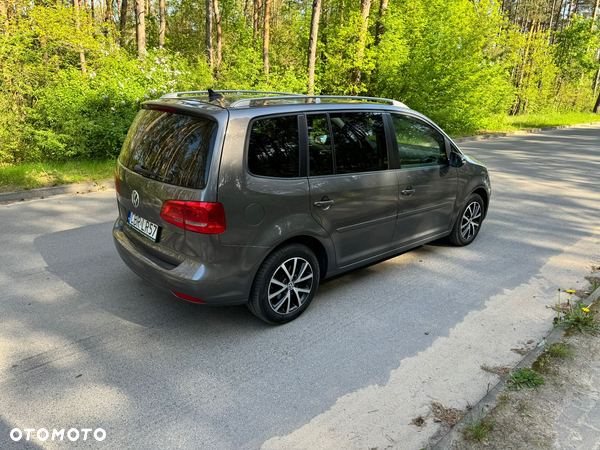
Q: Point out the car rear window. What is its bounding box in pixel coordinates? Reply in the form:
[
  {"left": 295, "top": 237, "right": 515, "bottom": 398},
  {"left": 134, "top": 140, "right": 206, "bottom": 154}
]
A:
[{"left": 119, "top": 109, "right": 218, "bottom": 189}]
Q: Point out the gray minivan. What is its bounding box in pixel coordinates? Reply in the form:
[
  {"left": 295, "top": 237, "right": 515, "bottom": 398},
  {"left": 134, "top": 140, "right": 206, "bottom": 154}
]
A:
[{"left": 113, "top": 90, "right": 491, "bottom": 324}]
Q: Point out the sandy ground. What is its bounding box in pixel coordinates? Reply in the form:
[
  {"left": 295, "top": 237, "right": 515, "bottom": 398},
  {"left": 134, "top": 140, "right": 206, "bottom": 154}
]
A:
[
  {"left": 450, "top": 288, "right": 600, "bottom": 450},
  {"left": 261, "top": 230, "right": 600, "bottom": 450}
]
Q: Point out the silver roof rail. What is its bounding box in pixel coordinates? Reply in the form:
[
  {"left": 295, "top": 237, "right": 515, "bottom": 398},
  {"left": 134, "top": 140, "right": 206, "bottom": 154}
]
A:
[
  {"left": 161, "top": 90, "right": 303, "bottom": 99},
  {"left": 230, "top": 95, "right": 408, "bottom": 109}
]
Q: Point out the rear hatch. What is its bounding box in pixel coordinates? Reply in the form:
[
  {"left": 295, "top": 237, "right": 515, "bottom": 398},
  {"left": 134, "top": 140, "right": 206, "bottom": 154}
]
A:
[{"left": 115, "top": 106, "right": 222, "bottom": 265}]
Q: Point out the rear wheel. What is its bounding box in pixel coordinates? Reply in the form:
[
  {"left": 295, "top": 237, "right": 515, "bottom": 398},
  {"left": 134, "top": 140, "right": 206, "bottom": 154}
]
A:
[
  {"left": 448, "top": 194, "right": 484, "bottom": 246},
  {"left": 248, "top": 244, "right": 320, "bottom": 324}
]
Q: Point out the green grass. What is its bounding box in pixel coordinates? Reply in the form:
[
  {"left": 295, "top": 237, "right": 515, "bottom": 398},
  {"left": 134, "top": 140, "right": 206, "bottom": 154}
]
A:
[
  {"left": 507, "top": 368, "right": 545, "bottom": 391},
  {"left": 463, "top": 417, "right": 495, "bottom": 442},
  {"left": 545, "top": 342, "right": 573, "bottom": 358},
  {"left": 476, "top": 112, "right": 600, "bottom": 135},
  {"left": 0, "top": 159, "right": 116, "bottom": 193}
]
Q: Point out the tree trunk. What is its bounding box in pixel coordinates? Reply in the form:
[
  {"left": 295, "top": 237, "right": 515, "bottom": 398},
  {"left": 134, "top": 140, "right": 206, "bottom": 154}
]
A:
[
  {"left": 374, "top": 0, "right": 387, "bottom": 45},
  {"left": 243, "top": 0, "right": 249, "bottom": 27},
  {"left": 594, "top": 89, "right": 600, "bottom": 113},
  {"left": 253, "top": 0, "right": 261, "bottom": 46},
  {"left": 263, "top": 0, "right": 270, "bottom": 78},
  {"left": 105, "top": 0, "right": 113, "bottom": 23},
  {"left": 206, "top": 0, "right": 213, "bottom": 69},
  {"left": 145, "top": 0, "right": 150, "bottom": 20},
  {"left": 512, "top": 19, "right": 537, "bottom": 115},
  {"left": 307, "top": 0, "right": 322, "bottom": 94},
  {"left": 352, "top": 0, "right": 371, "bottom": 91},
  {"left": 135, "top": 0, "right": 146, "bottom": 60},
  {"left": 566, "top": 0, "right": 574, "bottom": 27},
  {"left": 74, "top": 0, "right": 87, "bottom": 73},
  {"left": 91, "top": 0, "right": 95, "bottom": 19},
  {"left": 593, "top": 67, "right": 600, "bottom": 97},
  {"left": 1, "top": 0, "right": 8, "bottom": 34},
  {"left": 593, "top": 0, "right": 600, "bottom": 30},
  {"left": 213, "top": 0, "right": 222, "bottom": 72},
  {"left": 119, "top": 0, "right": 128, "bottom": 46},
  {"left": 158, "top": 0, "right": 165, "bottom": 47}
]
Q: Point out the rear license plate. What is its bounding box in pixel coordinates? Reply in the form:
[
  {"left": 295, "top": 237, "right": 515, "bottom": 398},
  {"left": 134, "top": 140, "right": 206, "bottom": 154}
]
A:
[{"left": 127, "top": 211, "right": 159, "bottom": 242}]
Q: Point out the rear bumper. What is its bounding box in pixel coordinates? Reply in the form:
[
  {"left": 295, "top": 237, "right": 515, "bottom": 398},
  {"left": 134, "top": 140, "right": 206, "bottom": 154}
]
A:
[{"left": 113, "top": 218, "right": 263, "bottom": 305}]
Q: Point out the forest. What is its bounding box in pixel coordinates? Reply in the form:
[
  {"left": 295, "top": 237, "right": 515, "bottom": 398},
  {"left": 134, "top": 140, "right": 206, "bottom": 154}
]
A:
[{"left": 0, "top": 0, "right": 599, "bottom": 164}]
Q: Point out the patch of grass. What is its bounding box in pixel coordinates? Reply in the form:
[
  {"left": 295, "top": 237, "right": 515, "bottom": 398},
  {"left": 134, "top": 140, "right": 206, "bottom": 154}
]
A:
[
  {"left": 554, "top": 300, "right": 599, "bottom": 334},
  {"left": 507, "top": 368, "right": 545, "bottom": 391},
  {"left": 474, "top": 112, "right": 600, "bottom": 136},
  {"left": 0, "top": 159, "right": 116, "bottom": 193},
  {"left": 545, "top": 342, "right": 573, "bottom": 358},
  {"left": 463, "top": 417, "right": 495, "bottom": 442}
]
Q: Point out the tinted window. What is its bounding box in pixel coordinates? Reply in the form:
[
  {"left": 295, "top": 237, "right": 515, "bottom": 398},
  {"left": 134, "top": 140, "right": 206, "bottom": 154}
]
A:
[
  {"left": 308, "top": 114, "right": 334, "bottom": 176},
  {"left": 248, "top": 116, "right": 300, "bottom": 178},
  {"left": 391, "top": 114, "right": 447, "bottom": 168},
  {"left": 330, "top": 112, "right": 387, "bottom": 174},
  {"left": 119, "top": 110, "right": 218, "bottom": 189}
]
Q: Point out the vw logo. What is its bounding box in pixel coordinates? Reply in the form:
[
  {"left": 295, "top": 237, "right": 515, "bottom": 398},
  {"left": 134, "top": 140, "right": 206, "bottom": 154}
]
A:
[{"left": 131, "top": 190, "right": 140, "bottom": 208}]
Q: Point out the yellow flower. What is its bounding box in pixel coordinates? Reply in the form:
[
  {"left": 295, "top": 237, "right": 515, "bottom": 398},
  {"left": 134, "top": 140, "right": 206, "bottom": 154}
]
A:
[
  {"left": 582, "top": 308, "right": 590, "bottom": 313},
  {"left": 566, "top": 290, "right": 576, "bottom": 294}
]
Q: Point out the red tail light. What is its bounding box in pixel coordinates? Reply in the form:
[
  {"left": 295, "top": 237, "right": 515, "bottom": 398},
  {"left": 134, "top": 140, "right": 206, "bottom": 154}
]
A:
[
  {"left": 160, "top": 201, "right": 226, "bottom": 234},
  {"left": 114, "top": 170, "right": 121, "bottom": 195}
]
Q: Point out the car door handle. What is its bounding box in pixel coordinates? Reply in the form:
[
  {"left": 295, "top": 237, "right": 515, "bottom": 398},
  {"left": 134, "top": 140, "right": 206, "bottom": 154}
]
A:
[
  {"left": 401, "top": 189, "right": 415, "bottom": 196},
  {"left": 314, "top": 197, "right": 334, "bottom": 209}
]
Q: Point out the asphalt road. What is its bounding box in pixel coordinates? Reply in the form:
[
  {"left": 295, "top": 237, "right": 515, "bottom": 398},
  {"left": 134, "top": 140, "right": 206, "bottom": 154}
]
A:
[{"left": 1, "top": 125, "right": 600, "bottom": 449}]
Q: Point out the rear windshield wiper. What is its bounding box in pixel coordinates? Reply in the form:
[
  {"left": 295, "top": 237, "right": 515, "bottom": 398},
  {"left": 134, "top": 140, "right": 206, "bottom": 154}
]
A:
[{"left": 133, "top": 165, "right": 172, "bottom": 182}]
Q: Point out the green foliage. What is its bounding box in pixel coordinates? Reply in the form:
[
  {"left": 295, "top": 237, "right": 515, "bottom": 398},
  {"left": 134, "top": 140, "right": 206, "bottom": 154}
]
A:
[
  {"left": 507, "top": 368, "right": 545, "bottom": 390},
  {"left": 463, "top": 417, "right": 495, "bottom": 442},
  {"left": 554, "top": 300, "right": 599, "bottom": 334},
  {"left": 545, "top": 342, "right": 573, "bottom": 358},
  {"left": 1, "top": 0, "right": 599, "bottom": 164}
]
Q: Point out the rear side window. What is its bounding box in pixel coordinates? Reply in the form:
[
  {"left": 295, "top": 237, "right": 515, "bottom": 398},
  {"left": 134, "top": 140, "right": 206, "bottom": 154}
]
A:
[
  {"left": 391, "top": 114, "right": 447, "bottom": 168},
  {"left": 248, "top": 115, "right": 300, "bottom": 178},
  {"left": 119, "top": 110, "right": 218, "bottom": 189},
  {"left": 329, "top": 112, "right": 387, "bottom": 174},
  {"left": 308, "top": 114, "right": 334, "bottom": 176}
]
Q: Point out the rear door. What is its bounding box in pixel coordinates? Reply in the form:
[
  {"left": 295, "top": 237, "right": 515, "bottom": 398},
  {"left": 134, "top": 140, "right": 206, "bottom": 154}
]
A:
[
  {"left": 307, "top": 112, "right": 398, "bottom": 267},
  {"left": 116, "top": 108, "right": 221, "bottom": 261},
  {"left": 389, "top": 113, "right": 458, "bottom": 248}
]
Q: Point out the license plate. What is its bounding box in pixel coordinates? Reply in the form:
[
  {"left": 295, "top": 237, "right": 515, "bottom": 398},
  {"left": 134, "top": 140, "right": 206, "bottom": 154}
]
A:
[{"left": 127, "top": 211, "right": 159, "bottom": 242}]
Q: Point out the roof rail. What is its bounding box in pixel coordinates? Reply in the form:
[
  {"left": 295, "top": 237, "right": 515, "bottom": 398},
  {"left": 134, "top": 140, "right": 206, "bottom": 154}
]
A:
[
  {"left": 161, "top": 90, "right": 303, "bottom": 99},
  {"left": 230, "top": 95, "right": 408, "bottom": 109}
]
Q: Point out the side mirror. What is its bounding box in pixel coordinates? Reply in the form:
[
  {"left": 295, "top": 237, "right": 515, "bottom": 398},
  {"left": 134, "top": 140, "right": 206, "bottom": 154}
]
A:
[{"left": 449, "top": 152, "right": 465, "bottom": 168}]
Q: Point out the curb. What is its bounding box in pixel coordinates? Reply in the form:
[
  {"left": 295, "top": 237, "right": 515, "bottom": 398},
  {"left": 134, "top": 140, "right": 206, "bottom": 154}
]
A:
[
  {"left": 0, "top": 179, "right": 114, "bottom": 204},
  {"left": 431, "top": 284, "right": 600, "bottom": 450},
  {"left": 453, "top": 121, "right": 600, "bottom": 144}
]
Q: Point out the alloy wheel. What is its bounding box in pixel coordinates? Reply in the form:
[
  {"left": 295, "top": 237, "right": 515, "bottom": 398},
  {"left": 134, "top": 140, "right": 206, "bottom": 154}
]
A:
[
  {"left": 268, "top": 257, "right": 314, "bottom": 315},
  {"left": 461, "top": 201, "right": 482, "bottom": 241}
]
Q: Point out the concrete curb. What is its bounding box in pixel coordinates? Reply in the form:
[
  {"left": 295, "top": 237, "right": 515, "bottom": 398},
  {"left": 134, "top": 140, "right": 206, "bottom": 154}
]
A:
[
  {"left": 431, "top": 284, "right": 600, "bottom": 450},
  {"left": 453, "top": 121, "right": 600, "bottom": 144},
  {"left": 0, "top": 179, "right": 114, "bottom": 204}
]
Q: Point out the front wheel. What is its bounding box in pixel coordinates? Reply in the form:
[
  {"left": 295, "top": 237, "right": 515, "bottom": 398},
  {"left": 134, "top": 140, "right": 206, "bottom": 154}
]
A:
[
  {"left": 448, "top": 194, "right": 484, "bottom": 246},
  {"left": 248, "top": 244, "right": 320, "bottom": 324}
]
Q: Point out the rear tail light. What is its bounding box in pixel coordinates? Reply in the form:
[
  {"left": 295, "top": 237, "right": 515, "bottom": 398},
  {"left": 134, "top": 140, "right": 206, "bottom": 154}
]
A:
[
  {"left": 160, "top": 201, "right": 226, "bottom": 234},
  {"left": 114, "top": 170, "right": 121, "bottom": 195}
]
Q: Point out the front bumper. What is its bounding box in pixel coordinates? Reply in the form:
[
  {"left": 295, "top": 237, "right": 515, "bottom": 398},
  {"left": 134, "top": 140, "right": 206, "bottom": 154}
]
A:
[{"left": 113, "top": 218, "right": 264, "bottom": 305}]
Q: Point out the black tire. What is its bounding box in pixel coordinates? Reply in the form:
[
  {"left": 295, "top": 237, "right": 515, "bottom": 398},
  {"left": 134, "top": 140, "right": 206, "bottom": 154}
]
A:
[
  {"left": 248, "top": 244, "right": 320, "bottom": 324},
  {"left": 448, "top": 193, "right": 484, "bottom": 246}
]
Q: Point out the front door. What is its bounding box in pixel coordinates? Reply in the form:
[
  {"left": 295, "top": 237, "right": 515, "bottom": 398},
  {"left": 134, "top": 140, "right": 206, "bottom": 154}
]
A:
[
  {"left": 306, "top": 112, "right": 398, "bottom": 267},
  {"left": 389, "top": 113, "right": 458, "bottom": 248}
]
